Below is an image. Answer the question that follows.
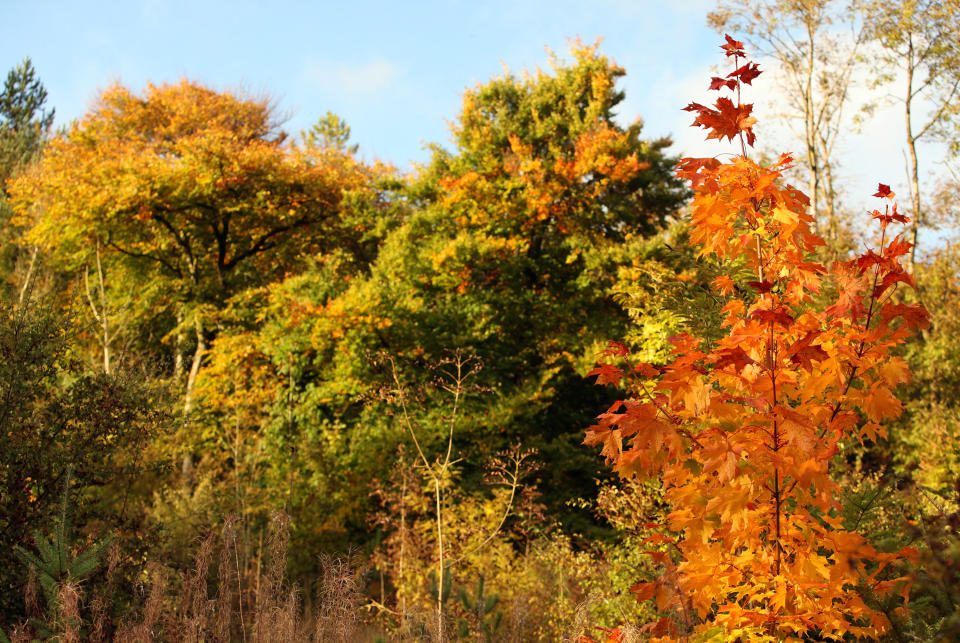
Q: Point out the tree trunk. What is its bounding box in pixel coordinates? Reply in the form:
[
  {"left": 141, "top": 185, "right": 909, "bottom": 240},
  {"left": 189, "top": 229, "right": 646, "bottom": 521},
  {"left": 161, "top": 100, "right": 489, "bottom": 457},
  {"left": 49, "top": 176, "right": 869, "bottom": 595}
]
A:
[
  {"left": 905, "top": 34, "right": 922, "bottom": 269},
  {"left": 804, "top": 17, "right": 821, "bottom": 227},
  {"left": 821, "top": 150, "right": 840, "bottom": 258},
  {"left": 181, "top": 314, "right": 206, "bottom": 478},
  {"left": 95, "top": 243, "right": 110, "bottom": 374},
  {"left": 17, "top": 246, "right": 38, "bottom": 307},
  {"left": 83, "top": 242, "right": 111, "bottom": 374},
  {"left": 434, "top": 477, "right": 444, "bottom": 642},
  {"left": 174, "top": 309, "right": 185, "bottom": 380}
]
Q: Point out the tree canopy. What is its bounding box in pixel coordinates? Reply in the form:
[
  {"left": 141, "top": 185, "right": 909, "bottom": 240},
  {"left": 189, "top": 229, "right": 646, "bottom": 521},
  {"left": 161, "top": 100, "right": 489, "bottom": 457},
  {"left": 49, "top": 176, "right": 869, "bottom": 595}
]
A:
[{"left": 11, "top": 81, "right": 378, "bottom": 308}]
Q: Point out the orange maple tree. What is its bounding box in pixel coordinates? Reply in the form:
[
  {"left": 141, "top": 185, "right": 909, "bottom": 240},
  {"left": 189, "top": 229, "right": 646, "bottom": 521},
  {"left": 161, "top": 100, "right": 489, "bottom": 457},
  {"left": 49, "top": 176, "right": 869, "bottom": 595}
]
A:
[{"left": 584, "top": 35, "right": 927, "bottom": 641}]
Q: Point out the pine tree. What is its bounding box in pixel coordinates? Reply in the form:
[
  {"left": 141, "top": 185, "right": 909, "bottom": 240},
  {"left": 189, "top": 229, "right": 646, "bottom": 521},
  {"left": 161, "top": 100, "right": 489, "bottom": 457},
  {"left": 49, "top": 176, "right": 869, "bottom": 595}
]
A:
[{"left": 0, "top": 57, "right": 54, "bottom": 185}]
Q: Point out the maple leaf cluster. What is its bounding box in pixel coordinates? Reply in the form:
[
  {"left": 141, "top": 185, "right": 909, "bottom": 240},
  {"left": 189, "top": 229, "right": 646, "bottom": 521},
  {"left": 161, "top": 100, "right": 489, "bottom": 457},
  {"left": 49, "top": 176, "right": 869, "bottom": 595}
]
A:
[
  {"left": 583, "top": 36, "right": 928, "bottom": 642},
  {"left": 683, "top": 35, "right": 761, "bottom": 149}
]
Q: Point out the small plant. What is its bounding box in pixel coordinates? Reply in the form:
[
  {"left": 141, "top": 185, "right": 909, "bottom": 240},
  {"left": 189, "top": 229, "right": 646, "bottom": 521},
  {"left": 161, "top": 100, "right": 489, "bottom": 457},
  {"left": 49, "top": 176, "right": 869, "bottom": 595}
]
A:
[
  {"left": 380, "top": 350, "right": 532, "bottom": 640},
  {"left": 10, "top": 468, "right": 112, "bottom": 640},
  {"left": 457, "top": 575, "right": 503, "bottom": 642},
  {"left": 428, "top": 566, "right": 454, "bottom": 607}
]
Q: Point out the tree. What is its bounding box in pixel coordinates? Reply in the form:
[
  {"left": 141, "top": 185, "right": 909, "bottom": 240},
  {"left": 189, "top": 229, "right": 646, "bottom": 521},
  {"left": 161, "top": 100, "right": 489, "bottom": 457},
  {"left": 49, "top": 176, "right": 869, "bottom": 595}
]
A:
[
  {"left": 381, "top": 352, "right": 531, "bottom": 640},
  {"left": 0, "top": 57, "right": 53, "bottom": 185},
  {"left": 431, "top": 41, "right": 684, "bottom": 239},
  {"left": 303, "top": 111, "right": 358, "bottom": 155},
  {"left": 709, "top": 0, "right": 864, "bottom": 254},
  {"left": 860, "top": 0, "right": 960, "bottom": 266},
  {"left": 9, "top": 80, "right": 378, "bottom": 407},
  {"left": 584, "top": 36, "right": 925, "bottom": 640},
  {"left": 192, "top": 42, "right": 689, "bottom": 563},
  {"left": 0, "top": 57, "right": 54, "bottom": 298}
]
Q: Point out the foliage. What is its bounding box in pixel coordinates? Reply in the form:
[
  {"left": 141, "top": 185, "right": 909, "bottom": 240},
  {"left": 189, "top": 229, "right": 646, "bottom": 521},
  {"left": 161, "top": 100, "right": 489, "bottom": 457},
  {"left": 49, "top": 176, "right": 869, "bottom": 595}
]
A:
[
  {"left": 303, "top": 111, "right": 359, "bottom": 155},
  {"left": 584, "top": 36, "right": 927, "bottom": 640},
  {"left": 893, "top": 242, "right": 960, "bottom": 491},
  {"left": 8, "top": 13, "right": 960, "bottom": 641},
  {"left": 0, "top": 57, "right": 54, "bottom": 297},
  {"left": 610, "top": 222, "right": 749, "bottom": 363},
  {"left": 457, "top": 575, "right": 503, "bottom": 641},
  {"left": 190, "top": 44, "right": 689, "bottom": 565},
  {"left": 0, "top": 57, "right": 53, "bottom": 186},
  {"left": 0, "top": 297, "right": 166, "bottom": 622},
  {"left": 903, "top": 478, "right": 960, "bottom": 639},
  {"left": 10, "top": 468, "right": 112, "bottom": 639},
  {"left": 8, "top": 81, "right": 387, "bottom": 381}
]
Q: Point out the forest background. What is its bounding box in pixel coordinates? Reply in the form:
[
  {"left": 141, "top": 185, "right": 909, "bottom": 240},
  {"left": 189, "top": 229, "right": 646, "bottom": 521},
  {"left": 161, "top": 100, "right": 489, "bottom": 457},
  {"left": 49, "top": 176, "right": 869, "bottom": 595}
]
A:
[{"left": 1, "top": 1, "right": 960, "bottom": 640}]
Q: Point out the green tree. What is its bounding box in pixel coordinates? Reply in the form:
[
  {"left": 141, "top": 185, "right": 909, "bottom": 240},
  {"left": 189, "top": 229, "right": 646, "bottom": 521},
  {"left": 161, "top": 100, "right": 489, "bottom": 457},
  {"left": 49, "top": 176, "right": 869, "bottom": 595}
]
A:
[
  {"left": 303, "top": 110, "right": 358, "bottom": 154},
  {"left": 195, "top": 42, "right": 688, "bottom": 562},
  {"left": 0, "top": 57, "right": 54, "bottom": 298},
  {"left": 0, "top": 57, "right": 53, "bottom": 185}
]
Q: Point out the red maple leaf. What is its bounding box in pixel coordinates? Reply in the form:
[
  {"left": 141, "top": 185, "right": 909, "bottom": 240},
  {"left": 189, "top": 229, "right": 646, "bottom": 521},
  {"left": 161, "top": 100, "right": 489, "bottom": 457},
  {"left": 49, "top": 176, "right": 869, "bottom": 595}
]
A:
[
  {"left": 883, "top": 234, "right": 912, "bottom": 259},
  {"left": 855, "top": 249, "right": 888, "bottom": 273},
  {"left": 709, "top": 76, "right": 738, "bottom": 91},
  {"left": 713, "top": 347, "right": 755, "bottom": 372},
  {"left": 873, "top": 183, "right": 895, "bottom": 199},
  {"left": 728, "top": 62, "right": 762, "bottom": 85},
  {"left": 633, "top": 362, "right": 661, "bottom": 378},
  {"left": 747, "top": 279, "right": 775, "bottom": 293},
  {"left": 601, "top": 340, "right": 630, "bottom": 357},
  {"left": 880, "top": 303, "right": 931, "bottom": 330},
  {"left": 750, "top": 306, "right": 794, "bottom": 327},
  {"left": 786, "top": 331, "right": 829, "bottom": 369},
  {"left": 587, "top": 363, "right": 624, "bottom": 386},
  {"left": 871, "top": 202, "right": 910, "bottom": 228},
  {"left": 721, "top": 34, "right": 745, "bottom": 57},
  {"left": 874, "top": 269, "right": 914, "bottom": 298},
  {"left": 683, "top": 97, "right": 758, "bottom": 146}
]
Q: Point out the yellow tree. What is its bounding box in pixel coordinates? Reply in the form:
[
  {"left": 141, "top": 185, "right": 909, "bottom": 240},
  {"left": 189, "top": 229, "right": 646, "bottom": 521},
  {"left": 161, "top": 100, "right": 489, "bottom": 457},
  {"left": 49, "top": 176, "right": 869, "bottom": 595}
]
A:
[{"left": 10, "top": 80, "right": 377, "bottom": 401}]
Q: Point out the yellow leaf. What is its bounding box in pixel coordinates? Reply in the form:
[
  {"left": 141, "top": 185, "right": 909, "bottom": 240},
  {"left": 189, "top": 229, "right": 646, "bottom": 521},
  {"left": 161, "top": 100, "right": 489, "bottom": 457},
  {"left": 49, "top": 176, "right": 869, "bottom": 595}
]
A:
[{"left": 771, "top": 206, "right": 799, "bottom": 226}]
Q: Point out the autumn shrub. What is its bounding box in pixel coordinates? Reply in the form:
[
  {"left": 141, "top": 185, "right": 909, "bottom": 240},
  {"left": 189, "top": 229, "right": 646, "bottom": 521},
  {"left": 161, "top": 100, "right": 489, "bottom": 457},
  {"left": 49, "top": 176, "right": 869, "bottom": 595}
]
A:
[
  {"left": 584, "top": 35, "right": 928, "bottom": 641},
  {"left": 0, "top": 296, "right": 168, "bottom": 626}
]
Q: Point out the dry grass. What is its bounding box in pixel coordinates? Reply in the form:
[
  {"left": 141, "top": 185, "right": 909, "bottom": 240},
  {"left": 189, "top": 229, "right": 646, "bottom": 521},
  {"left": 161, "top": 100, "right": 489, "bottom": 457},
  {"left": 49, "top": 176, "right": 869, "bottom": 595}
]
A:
[
  {"left": 9, "top": 507, "right": 621, "bottom": 641},
  {"left": 11, "top": 511, "right": 378, "bottom": 642}
]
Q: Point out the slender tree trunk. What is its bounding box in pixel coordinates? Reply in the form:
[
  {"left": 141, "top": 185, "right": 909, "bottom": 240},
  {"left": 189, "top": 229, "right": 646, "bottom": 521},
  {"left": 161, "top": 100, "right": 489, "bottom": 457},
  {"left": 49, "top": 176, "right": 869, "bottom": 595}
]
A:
[
  {"left": 17, "top": 246, "right": 39, "bottom": 307},
  {"left": 399, "top": 458, "right": 408, "bottom": 630},
  {"left": 905, "top": 34, "right": 922, "bottom": 269},
  {"left": 804, "top": 18, "right": 821, "bottom": 228},
  {"left": 95, "top": 243, "right": 110, "bottom": 374},
  {"left": 821, "top": 151, "right": 840, "bottom": 258},
  {"left": 83, "top": 242, "right": 112, "bottom": 374},
  {"left": 434, "top": 477, "right": 444, "bottom": 642},
  {"left": 183, "top": 315, "right": 205, "bottom": 414},
  {"left": 181, "top": 314, "right": 206, "bottom": 478},
  {"left": 174, "top": 309, "right": 185, "bottom": 380}
]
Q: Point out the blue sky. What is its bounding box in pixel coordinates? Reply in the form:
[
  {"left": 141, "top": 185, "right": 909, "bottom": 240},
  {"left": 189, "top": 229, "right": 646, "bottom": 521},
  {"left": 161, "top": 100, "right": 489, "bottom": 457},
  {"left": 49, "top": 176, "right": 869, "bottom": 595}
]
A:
[
  {"left": 1, "top": 0, "right": 726, "bottom": 167},
  {"left": 0, "top": 0, "right": 947, "bottom": 222}
]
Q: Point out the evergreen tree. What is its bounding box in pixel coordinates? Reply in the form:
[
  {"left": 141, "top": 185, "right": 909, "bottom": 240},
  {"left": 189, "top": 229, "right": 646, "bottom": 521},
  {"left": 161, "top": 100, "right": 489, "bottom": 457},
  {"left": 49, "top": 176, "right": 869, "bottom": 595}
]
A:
[
  {"left": 0, "top": 57, "right": 54, "bottom": 185},
  {"left": 0, "top": 57, "right": 54, "bottom": 296}
]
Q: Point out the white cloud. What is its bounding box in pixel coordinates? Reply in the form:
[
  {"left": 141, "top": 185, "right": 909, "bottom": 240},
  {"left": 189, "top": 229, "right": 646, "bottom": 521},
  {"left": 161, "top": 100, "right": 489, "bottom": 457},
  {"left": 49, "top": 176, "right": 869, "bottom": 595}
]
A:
[
  {"left": 631, "top": 43, "right": 950, "bottom": 228},
  {"left": 300, "top": 58, "right": 401, "bottom": 96},
  {"left": 749, "top": 50, "right": 949, "bottom": 217}
]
